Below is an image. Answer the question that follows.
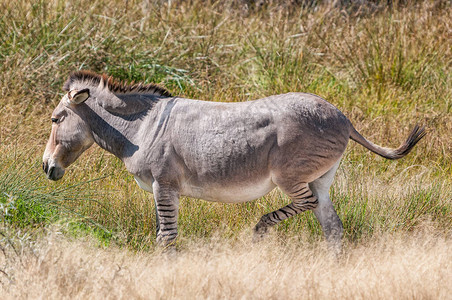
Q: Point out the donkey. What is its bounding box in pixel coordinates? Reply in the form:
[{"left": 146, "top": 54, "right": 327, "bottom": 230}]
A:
[{"left": 43, "top": 71, "right": 425, "bottom": 248}]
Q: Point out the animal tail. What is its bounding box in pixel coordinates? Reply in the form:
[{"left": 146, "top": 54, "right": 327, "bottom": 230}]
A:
[{"left": 349, "top": 123, "right": 426, "bottom": 160}]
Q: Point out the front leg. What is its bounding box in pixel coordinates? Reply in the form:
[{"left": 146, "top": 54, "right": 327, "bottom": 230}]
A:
[{"left": 152, "top": 181, "right": 180, "bottom": 247}]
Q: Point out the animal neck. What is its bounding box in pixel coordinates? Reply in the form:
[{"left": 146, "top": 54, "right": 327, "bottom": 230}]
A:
[
  {"left": 98, "top": 92, "right": 163, "bottom": 116},
  {"left": 80, "top": 100, "right": 152, "bottom": 161}
]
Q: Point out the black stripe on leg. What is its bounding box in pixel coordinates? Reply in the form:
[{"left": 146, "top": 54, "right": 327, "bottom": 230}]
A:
[
  {"left": 286, "top": 205, "right": 299, "bottom": 215},
  {"left": 290, "top": 185, "right": 307, "bottom": 194},
  {"left": 160, "top": 221, "right": 176, "bottom": 226},
  {"left": 158, "top": 209, "right": 176, "bottom": 212},
  {"left": 161, "top": 227, "right": 177, "bottom": 231},
  {"left": 302, "top": 204, "right": 316, "bottom": 210},
  {"left": 158, "top": 214, "right": 177, "bottom": 218},
  {"left": 293, "top": 197, "right": 317, "bottom": 209},
  {"left": 299, "top": 192, "right": 314, "bottom": 200},
  {"left": 292, "top": 188, "right": 310, "bottom": 198},
  {"left": 299, "top": 198, "right": 319, "bottom": 210},
  {"left": 279, "top": 208, "right": 291, "bottom": 218},
  {"left": 272, "top": 211, "right": 283, "bottom": 222},
  {"left": 289, "top": 185, "right": 307, "bottom": 196}
]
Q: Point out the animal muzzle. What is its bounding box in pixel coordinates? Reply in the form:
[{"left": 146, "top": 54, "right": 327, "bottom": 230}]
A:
[{"left": 42, "top": 158, "right": 65, "bottom": 181}]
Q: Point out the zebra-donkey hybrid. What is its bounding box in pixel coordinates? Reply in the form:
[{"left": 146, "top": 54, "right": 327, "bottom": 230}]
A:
[{"left": 43, "top": 71, "right": 425, "bottom": 249}]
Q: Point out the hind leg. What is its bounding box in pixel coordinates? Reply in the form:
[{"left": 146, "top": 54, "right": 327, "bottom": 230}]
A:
[
  {"left": 254, "top": 180, "right": 319, "bottom": 238},
  {"left": 254, "top": 159, "right": 343, "bottom": 252},
  {"left": 310, "top": 160, "right": 343, "bottom": 251}
]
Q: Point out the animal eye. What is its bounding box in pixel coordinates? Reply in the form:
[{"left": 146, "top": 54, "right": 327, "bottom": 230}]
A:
[{"left": 51, "top": 118, "right": 59, "bottom": 123}]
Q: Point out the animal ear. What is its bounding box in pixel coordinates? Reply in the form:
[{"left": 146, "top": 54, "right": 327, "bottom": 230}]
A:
[{"left": 67, "top": 88, "right": 90, "bottom": 105}]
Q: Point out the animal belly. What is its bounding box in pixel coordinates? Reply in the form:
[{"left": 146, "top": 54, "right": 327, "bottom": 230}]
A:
[{"left": 181, "top": 177, "right": 276, "bottom": 203}]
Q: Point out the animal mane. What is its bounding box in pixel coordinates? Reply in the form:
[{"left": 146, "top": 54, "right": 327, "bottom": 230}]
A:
[{"left": 63, "top": 70, "right": 172, "bottom": 97}]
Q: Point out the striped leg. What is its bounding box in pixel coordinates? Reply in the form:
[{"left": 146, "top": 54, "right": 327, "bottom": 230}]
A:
[
  {"left": 254, "top": 182, "right": 318, "bottom": 237},
  {"left": 152, "top": 181, "right": 180, "bottom": 246}
]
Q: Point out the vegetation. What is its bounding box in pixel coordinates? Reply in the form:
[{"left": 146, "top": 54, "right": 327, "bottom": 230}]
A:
[
  {"left": 0, "top": 0, "right": 450, "bottom": 296},
  {"left": 2, "top": 233, "right": 451, "bottom": 299},
  {"left": 0, "top": 151, "right": 112, "bottom": 242}
]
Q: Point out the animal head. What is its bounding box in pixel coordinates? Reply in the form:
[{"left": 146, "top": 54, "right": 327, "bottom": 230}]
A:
[
  {"left": 42, "top": 71, "right": 172, "bottom": 181},
  {"left": 42, "top": 88, "right": 94, "bottom": 181}
]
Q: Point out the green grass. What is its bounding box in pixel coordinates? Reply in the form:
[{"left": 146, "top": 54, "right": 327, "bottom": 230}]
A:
[
  {"left": 0, "top": 150, "right": 113, "bottom": 246},
  {"left": 0, "top": 0, "right": 450, "bottom": 250}
]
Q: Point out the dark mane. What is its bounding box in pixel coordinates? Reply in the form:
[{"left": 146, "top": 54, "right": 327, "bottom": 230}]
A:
[{"left": 63, "top": 70, "right": 172, "bottom": 97}]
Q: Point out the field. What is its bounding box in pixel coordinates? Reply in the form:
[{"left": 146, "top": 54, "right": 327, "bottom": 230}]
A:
[{"left": 0, "top": 0, "right": 451, "bottom": 298}]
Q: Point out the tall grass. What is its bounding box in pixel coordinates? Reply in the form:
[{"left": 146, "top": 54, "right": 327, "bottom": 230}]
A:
[
  {"left": 0, "top": 0, "right": 450, "bottom": 250},
  {"left": 0, "top": 149, "right": 112, "bottom": 245}
]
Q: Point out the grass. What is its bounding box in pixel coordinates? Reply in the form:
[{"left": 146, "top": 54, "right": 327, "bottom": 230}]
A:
[
  {"left": 1, "top": 231, "right": 451, "bottom": 299},
  {"left": 0, "top": 0, "right": 451, "bottom": 297},
  {"left": 0, "top": 150, "right": 113, "bottom": 244}
]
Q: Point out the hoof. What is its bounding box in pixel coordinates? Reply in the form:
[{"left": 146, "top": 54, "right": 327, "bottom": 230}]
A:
[
  {"left": 327, "top": 240, "right": 343, "bottom": 259},
  {"left": 156, "top": 234, "right": 178, "bottom": 254},
  {"left": 162, "top": 245, "right": 178, "bottom": 258},
  {"left": 252, "top": 224, "right": 269, "bottom": 243}
]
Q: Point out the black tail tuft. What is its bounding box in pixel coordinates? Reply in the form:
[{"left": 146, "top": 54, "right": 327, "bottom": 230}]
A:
[
  {"left": 350, "top": 123, "right": 426, "bottom": 160},
  {"left": 392, "top": 124, "right": 427, "bottom": 159}
]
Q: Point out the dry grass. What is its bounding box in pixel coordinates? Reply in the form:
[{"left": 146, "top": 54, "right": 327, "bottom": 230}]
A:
[{"left": 1, "top": 228, "right": 450, "bottom": 299}]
